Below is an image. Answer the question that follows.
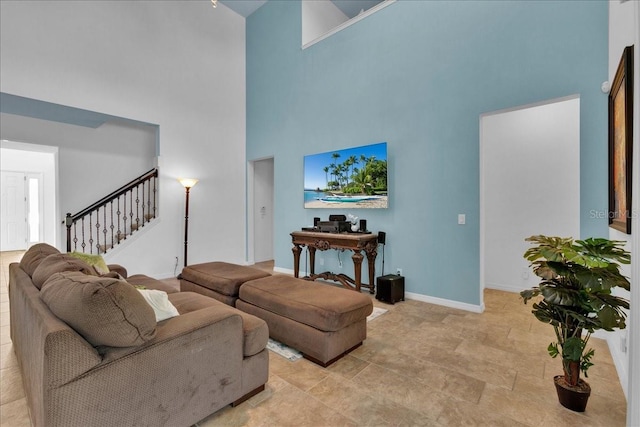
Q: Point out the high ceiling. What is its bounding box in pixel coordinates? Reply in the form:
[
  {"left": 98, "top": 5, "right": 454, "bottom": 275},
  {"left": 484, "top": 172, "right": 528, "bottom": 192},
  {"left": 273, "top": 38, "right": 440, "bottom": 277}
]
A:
[{"left": 219, "top": 0, "right": 383, "bottom": 19}]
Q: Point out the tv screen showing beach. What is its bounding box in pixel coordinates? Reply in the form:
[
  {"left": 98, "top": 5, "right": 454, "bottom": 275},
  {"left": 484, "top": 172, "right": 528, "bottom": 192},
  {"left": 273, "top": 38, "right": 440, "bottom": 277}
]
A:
[{"left": 304, "top": 142, "right": 388, "bottom": 209}]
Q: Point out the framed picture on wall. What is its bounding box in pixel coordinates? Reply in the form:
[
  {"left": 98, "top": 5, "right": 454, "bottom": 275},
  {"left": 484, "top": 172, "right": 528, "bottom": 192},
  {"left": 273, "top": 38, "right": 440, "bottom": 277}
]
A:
[{"left": 608, "top": 45, "right": 634, "bottom": 234}]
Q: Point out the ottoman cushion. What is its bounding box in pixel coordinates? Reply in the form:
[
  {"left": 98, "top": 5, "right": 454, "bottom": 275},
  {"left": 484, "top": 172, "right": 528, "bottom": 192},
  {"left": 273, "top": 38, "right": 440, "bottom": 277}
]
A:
[
  {"left": 240, "top": 275, "right": 373, "bottom": 332},
  {"left": 181, "top": 262, "right": 270, "bottom": 297}
]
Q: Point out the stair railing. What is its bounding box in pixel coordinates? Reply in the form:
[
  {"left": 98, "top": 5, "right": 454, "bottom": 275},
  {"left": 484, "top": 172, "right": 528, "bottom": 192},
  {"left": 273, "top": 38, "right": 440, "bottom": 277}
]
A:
[{"left": 65, "top": 168, "right": 158, "bottom": 254}]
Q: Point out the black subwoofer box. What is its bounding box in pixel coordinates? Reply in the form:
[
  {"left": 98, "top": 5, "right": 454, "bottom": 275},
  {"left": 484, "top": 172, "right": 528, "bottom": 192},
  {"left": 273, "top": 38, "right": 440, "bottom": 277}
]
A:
[{"left": 376, "top": 274, "right": 405, "bottom": 304}]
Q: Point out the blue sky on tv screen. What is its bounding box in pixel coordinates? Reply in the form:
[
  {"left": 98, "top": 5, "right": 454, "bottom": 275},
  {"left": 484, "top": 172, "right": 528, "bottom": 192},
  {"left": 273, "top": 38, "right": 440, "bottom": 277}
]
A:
[{"left": 304, "top": 142, "right": 387, "bottom": 190}]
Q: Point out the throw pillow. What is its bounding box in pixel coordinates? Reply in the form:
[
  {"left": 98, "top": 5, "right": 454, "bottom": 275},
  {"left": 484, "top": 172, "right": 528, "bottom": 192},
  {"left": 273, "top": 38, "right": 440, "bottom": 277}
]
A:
[
  {"left": 68, "top": 251, "right": 110, "bottom": 275},
  {"left": 41, "top": 272, "right": 157, "bottom": 347},
  {"left": 32, "top": 253, "right": 97, "bottom": 290},
  {"left": 137, "top": 289, "right": 180, "bottom": 322},
  {"left": 19, "top": 243, "right": 60, "bottom": 277}
]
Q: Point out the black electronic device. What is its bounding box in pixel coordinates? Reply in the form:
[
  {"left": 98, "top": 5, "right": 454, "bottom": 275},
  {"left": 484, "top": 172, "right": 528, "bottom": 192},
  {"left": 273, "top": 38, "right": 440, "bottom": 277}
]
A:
[
  {"left": 359, "top": 219, "right": 367, "bottom": 232},
  {"left": 329, "top": 214, "right": 347, "bottom": 221},
  {"left": 376, "top": 275, "right": 405, "bottom": 304},
  {"left": 378, "top": 231, "right": 386, "bottom": 245},
  {"left": 318, "top": 221, "right": 350, "bottom": 233},
  {"left": 313, "top": 217, "right": 321, "bottom": 227}
]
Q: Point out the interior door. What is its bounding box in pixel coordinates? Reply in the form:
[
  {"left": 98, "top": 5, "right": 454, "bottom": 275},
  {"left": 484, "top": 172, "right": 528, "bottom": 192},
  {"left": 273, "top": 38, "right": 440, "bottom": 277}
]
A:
[
  {"left": 1, "top": 171, "right": 27, "bottom": 251},
  {"left": 253, "top": 158, "right": 274, "bottom": 262}
]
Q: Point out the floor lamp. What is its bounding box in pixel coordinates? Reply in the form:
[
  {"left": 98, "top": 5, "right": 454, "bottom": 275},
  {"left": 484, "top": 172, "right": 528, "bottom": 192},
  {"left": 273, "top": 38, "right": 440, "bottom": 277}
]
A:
[{"left": 179, "top": 178, "right": 198, "bottom": 268}]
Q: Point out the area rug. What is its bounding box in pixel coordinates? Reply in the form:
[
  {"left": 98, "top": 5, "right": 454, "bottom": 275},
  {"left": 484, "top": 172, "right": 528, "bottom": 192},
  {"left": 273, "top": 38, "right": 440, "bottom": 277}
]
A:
[
  {"left": 367, "top": 306, "right": 388, "bottom": 322},
  {"left": 267, "top": 338, "right": 303, "bottom": 361}
]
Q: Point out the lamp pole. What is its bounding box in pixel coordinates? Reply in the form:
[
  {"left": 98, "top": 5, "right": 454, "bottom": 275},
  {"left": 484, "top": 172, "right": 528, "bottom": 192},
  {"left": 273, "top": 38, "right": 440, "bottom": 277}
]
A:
[
  {"left": 183, "top": 186, "right": 191, "bottom": 268},
  {"left": 179, "top": 178, "right": 198, "bottom": 268}
]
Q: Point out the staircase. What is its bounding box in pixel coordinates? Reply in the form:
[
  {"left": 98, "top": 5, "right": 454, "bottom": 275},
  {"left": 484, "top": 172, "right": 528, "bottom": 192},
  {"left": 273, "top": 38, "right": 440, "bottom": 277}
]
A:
[{"left": 65, "top": 168, "right": 158, "bottom": 254}]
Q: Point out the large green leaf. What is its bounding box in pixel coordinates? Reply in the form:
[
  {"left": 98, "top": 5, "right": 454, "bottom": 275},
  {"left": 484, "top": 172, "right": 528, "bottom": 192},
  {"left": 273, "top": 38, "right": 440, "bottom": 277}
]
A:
[{"left": 562, "top": 336, "right": 585, "bottom": 362}]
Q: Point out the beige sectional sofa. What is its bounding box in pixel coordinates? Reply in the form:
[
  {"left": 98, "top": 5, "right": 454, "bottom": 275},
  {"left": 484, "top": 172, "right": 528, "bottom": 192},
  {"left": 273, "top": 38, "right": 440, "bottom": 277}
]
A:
[{"left": 8, "top": 244, "right": 269, "bottom": 427}]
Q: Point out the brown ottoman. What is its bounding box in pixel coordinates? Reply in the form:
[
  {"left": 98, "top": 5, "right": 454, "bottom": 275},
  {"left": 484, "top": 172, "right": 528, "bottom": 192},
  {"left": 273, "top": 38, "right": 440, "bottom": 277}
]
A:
[
  {"left": 179, "top": 262, "right": 271, "bottom": 306},
  {"left": 236, "top": 275, "right": 373, "bottom": 367}
]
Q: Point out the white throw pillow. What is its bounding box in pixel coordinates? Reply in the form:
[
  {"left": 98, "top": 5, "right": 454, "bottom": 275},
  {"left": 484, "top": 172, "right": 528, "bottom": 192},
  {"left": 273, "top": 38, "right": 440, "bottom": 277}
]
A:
[{"left": 137, "top": 289, "right": 180, "bottom": 322}]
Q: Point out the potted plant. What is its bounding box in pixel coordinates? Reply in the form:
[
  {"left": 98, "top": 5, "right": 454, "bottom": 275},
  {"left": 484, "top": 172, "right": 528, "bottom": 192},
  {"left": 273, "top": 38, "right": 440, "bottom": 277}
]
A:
[{"left": 520, "top": 235, "right": 630, "bottom": 412}]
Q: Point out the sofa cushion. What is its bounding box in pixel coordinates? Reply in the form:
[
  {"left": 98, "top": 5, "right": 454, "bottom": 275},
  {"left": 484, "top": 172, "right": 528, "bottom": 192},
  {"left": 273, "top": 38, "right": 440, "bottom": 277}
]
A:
[
  {"left": 32, "top": 253, "right": 97, "bottom": 290},
  {"left": 127, "top": 274, "right": 179, "bottom": 294},
  {"left": 41, "top": 272, "right": 157, "bottom": 347},
  {"left": 169, "top": 291, "right": 268, "bottom": 357},
  {"left": 19, "top": 243, "right": 60, "bottom": 277},
  {"left": 68, "top": 251, "right": 110, "bottom": 274}
]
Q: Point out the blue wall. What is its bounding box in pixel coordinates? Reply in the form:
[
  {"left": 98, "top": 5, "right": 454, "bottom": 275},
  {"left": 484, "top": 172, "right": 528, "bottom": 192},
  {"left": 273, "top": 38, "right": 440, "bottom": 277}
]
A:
[{"left": 246, "top": 0, "right": 608, "bottom": 306}]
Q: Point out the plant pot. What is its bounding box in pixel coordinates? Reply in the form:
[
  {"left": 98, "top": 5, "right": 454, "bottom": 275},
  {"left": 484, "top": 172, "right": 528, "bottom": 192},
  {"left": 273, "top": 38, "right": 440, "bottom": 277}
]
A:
[{"left": 554, "top": 375, "right": 591, "bottom": 412}]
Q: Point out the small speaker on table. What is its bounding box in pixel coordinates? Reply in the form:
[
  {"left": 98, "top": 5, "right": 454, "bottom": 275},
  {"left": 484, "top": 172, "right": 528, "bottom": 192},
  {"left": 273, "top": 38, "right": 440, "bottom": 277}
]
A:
[{"left": 378, "top": 231, "right": 386, "bottom": 245}]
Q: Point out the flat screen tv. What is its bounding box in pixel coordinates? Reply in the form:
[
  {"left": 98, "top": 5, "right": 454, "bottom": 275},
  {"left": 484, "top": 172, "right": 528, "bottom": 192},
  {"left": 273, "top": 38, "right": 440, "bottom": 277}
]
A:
[{"left": 304, "top": 142, "right": 388, "bottom": 209}]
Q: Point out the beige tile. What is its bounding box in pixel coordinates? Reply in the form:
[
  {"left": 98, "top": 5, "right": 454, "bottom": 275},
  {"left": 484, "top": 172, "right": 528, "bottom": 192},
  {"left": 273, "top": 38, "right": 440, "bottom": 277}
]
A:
[
  {"left": 424, "top": 346, "right": 517, "bottom": 390},
  {"left": 326, "top": 353, "right": 370, "bottom": 380},
  {"left": 308, "top": 374, "right": 438, "bottom": 426},
  {"left": 351, "top": 363, "right": 448, "bottom": 421},
  {"left": 0, "top": 398, "right": 31, "bottom": 427},
  {"left": 268, "top": 354, "right": 329, "bottom": 392},
  {"left": 0, "top": 365, "right": 25, "bottom": 405},
  {"left": 0, "top": 343, "right": 18, "bottom": 370},
  {"left": 437, "top": 396, "right": 530, "bottom": 427}
]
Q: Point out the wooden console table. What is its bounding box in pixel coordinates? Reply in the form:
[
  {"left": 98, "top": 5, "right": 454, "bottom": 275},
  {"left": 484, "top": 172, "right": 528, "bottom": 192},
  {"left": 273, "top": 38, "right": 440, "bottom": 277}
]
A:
[{"left": 291, "top": 230, "right": 378, "bottom": 293}]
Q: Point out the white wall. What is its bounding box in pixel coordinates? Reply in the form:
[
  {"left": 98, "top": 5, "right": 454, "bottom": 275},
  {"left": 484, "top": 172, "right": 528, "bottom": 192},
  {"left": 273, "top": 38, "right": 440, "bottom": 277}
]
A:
[
  {"left": 482, "top": 97, "right": 581, "bottom": 293},
  {"left": 0, "top": 1, "right": 247, "bottom": 278},
  {"left": 0, "top": 142, "right": 57, "bottom": 246},
  {"left": 302, "top": 0, "right": 349, "bottom": 45},
  {"left": 608, "top": 0, "right": 639, "bottom": 423}
]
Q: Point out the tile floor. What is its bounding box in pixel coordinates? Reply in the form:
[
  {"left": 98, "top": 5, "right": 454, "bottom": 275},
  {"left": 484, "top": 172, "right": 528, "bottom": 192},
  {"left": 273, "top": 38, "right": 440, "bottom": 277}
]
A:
[{"left": 0, "top": 251, "right": 627, "bottom": 426}]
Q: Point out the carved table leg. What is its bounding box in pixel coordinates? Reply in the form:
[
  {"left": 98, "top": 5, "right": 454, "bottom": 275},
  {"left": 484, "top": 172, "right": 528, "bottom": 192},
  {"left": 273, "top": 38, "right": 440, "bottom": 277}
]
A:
[
  {"left": 292, "top": 244, "right": 302, "bottom": 278},
  {"left": 309, "top": 247, "right": 316, "bottom": 276},
  {"left": 351, "top": 250, "right": 364, "bottom": 292},
  {"left": 366, "top": 250, "right": 376, "bottom": 294}
]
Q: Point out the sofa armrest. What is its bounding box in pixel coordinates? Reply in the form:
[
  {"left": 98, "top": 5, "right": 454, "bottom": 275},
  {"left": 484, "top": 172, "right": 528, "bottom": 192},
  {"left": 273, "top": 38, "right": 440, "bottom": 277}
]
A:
[
  {"left": 107, "top": 264, "right": 127, "bottom": 278},
  {"left": 59, "top": 307, "right": 246, "bottom": 427}
]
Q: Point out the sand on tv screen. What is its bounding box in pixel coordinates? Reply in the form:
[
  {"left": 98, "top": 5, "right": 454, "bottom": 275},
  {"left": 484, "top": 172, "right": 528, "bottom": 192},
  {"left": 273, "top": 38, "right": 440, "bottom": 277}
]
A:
[{"left": 303, "top": 142, "right": 388, "bottom": 209}]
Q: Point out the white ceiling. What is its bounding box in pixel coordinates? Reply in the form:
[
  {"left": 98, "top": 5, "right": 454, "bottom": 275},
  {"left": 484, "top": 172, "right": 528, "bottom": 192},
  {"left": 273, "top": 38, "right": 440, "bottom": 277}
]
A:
[{"left": 219, "top": 0, "right": 383, "bottom": 19}]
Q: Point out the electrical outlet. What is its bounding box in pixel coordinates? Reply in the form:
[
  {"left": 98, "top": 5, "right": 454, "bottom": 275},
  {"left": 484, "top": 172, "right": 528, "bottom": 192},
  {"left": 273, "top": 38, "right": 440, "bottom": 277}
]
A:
[
  {"left": 338, "top": 260, "right": 343, "bottom": 269},
  {"left": 319, "top": 257, "right": 324, "bottom": 266},
  {"left": 396, "top": 268, "right": 402, "bottom": 276}
]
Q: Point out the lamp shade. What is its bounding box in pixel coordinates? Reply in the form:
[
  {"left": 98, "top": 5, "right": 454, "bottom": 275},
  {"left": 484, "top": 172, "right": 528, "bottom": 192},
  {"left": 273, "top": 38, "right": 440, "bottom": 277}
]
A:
[{"left": 179, "top": 178, "right": 199, "bottom": 189}]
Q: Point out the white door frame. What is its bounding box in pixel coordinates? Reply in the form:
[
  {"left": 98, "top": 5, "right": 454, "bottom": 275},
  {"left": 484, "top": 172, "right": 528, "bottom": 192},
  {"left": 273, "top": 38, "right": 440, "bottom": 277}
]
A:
[
  {"left": 479, "top": 94, "right": 581, "bottom": 309},
  {"left": 247, "top": 156, "right": 275, "bottom": 265}
]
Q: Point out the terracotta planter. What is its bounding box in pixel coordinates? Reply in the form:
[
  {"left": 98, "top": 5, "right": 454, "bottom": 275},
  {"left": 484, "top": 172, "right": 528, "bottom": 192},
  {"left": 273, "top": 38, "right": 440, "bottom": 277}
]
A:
[{"left": 554, "top": 375, "right": 591, "bottom": 412}]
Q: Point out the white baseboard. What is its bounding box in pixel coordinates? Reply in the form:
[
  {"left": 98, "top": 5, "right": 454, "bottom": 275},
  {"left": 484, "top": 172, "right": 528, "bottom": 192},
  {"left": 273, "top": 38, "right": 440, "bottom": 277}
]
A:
[
  {"left": 485, "top": 283, "right": 526, "bottom": 294},
  {"left": 605, "top": 333, "right": 629, "bottom": 399},
  {"left": 405, "top": 291, "right": 484, "bottom": 313},
  {"left": 274, "top": 267, "right": 296, "bottom": 275}
]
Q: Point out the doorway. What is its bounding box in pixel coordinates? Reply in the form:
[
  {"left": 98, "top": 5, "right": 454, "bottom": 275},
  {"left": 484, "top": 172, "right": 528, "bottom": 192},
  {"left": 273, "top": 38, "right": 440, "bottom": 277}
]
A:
[
  {"left": 480, "top": 96, "right": 581, "bottom": 297},
  {"left": 0, "top": 141, "right": 57, "bottom": 250},
  {"left": 248, "top": 157, "right": 274, "bottom": 263}
]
